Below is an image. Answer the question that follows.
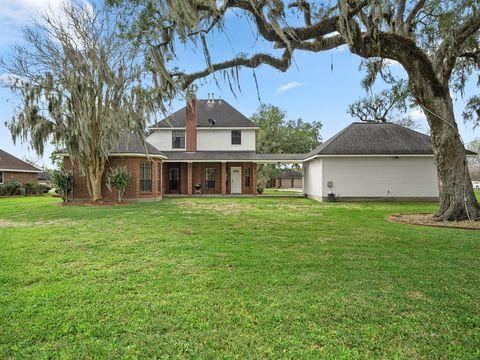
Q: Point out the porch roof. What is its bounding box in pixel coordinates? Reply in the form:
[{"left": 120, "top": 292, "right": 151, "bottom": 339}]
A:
[{"left": 162, "top": 151, "right": 305, "bottom": 163}]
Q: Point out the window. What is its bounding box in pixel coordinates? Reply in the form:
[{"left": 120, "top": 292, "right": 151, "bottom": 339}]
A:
[
  {"left": 231, "top": 130, "right": 241, "bottom": 145},
  {"left": 245, "top": 167, "right": 251, "bottom": 187},
  {"left": 140, "top": 162, "right": 152, "bottom": 192},
  {"left": 205, "top": 168, "right": 216, "bottom": 189},
  {"left": 172, "top": 130, "right": 185, "bottom": 149},
  {"left": 157, "top": 164, "right": 162, "bottom": 192},
  {"left": 0, "top": 171, "right": 3, "bottom": 184}
]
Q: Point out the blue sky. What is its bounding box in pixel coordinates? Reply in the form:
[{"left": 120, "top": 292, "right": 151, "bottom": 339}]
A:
[{"left": 1, "top": 0, "right": 479, "bottom": 168}]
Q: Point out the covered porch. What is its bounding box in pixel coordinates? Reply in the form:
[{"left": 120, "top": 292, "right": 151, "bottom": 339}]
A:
[{"left": 159, "top": 152, "right": 305, "bottom": 197}]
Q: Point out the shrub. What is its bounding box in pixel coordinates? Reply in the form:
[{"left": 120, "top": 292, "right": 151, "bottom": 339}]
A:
[
  {"left": 106, "top": 166, "right": 131, "bottom": 202},
  {"left": 5, "top": 181, "right": 21, "bottom": 196},
  {"left": 48, "top": 170, "right": 73, "bottom": 202},
  {"left": 0, "top": 185, "right": 6, "bottom": 196},
  {"left": 39, "top": 184, "right": 52, "bottom": 194},
  {"left": 257, "top": 183, "right": 264, "bottom": 194},
  {"left": 25, "top": 181, "right": 41, "bottom": 195}
]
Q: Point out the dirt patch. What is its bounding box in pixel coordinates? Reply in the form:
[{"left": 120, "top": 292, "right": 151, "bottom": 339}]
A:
[
  {"left": 176, "top": 201, "right": 254, "bottom": 215},
  {"left": 59, "top": 200, "right": 132, "bottom": 207},
  {"left": 0, "top": 219, "right": 78, "bottom": 228},
  {"left": 389, "top": 213, "right": 480, "bottom": 230}
]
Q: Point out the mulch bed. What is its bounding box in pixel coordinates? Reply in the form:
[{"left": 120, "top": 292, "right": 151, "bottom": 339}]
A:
[
  {"left": 59, "top": 199, "right": 132, "bottom": 207},
  {"left": 389, "top": 213, "right": 480, "bottom": 230}
]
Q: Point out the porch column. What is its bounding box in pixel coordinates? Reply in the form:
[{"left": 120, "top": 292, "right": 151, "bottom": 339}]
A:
[
  {"left": 187, "top": 162, "right": 193, "bottom": 195},
  {"left": 221, "top": 162, "right": 227, "bottom": 195},
  {"left": 252, "top": 163, "right": 257, "bottom": 195}
]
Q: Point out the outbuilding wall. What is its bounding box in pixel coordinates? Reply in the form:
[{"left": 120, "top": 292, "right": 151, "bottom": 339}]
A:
[
  {"left": 1, "top": 171, "right": 38, "bottom": 185},
  {"left": 305, "top": 156, "right": 439, "bottom": 201}
]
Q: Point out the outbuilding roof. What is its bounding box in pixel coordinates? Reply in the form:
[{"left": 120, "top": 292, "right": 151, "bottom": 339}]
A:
[
  {"left": 305, "top": 122, "right": 473, "bottom": 157},
  {"left": 0, "top": 149, "right": 42, "bottom": 173},
  {"left": 151, "top": 99, "right": 259, "bottom": 128}
]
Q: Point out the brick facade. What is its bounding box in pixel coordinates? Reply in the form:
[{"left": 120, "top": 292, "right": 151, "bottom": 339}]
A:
[
  {"left": 162, "top": 161, "right": 256, "bottom": 196},
  {"left": 1, "top": 171, "right": 38, "bottom": 185},
  {"left": 65, "top": 156, "right": 163, "bottom": 201}
]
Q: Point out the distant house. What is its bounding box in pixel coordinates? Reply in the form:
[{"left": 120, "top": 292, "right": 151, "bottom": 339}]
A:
[
  {"left": 0, "top": 149, "right": 42, "bottom": 185},
  {"left": 276, "top": 170, "right": 303, "bottom": 189}
]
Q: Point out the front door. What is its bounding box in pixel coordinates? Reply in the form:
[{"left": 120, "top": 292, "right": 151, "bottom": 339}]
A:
[
  {"left": 168, "top": 166, "right": 181, "bottom": 193},
  {"left": 230, "top": 166, "right": 242, "bottom": 194}
]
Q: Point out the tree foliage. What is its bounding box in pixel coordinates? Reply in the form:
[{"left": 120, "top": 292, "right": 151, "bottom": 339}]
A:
[
  {"left": 48, "top": 169, "right": 73, "bottom": 202},
  {"left": 251, "top": 104, "right": 322, "bottom": 154},
  {"left": 347, "top": 80, "right": 420, "bottom": 129},
  {"left": 1, "top": 2, "right": 151, "bottom": 201}
]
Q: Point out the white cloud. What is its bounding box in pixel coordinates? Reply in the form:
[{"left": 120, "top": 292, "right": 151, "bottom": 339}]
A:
[
  {"left": 0, "top": 0, "right": 93, "bottom": 46},
  {"left": 384, "top": 59, "right": 402, "bottom": 68},
  {"left": 409, "top": 108, "right": 426, "bottom": 121},
  {"left": 276, "top": 81, "right": 303, "bottom": 94}
]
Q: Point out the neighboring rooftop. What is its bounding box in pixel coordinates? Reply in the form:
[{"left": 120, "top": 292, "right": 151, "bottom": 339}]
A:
[
  {"left": 0, "top": 149, "right": 42, "bottom": 173},
  {"left": 152, "top": 99, "right": 259, "bottom": 128},
  {"left": 307, "top": 122, "right": 445, "bottom": 157},
  {"left": 281, "top": 169, "right": 303, "bottom": 178}
]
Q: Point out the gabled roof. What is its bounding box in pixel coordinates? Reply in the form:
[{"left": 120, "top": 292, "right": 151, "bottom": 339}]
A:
[
  {"left": 0, "top": 149, "right": 42, "bottom": 173},
  {"left": 151, "top": 99, "right": 259, "bottom": 128},
  {"left": 306, "top": 122, "right": 461, "bottom": 158}
]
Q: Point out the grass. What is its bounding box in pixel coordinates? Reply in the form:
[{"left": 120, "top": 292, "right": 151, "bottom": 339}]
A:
[
  {"left": 262, "top": 188, "right": 302, "bottom": 196},
  {"left": 1, "top": 196, "right": 479, "bottom": 359}
]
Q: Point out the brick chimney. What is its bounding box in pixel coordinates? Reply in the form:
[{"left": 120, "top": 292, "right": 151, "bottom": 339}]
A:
[{"left": 185, "top": 93, "right": 197, "bottom": 152}]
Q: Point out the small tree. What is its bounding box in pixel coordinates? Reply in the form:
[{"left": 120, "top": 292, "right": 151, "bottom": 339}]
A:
[
  {"left": 48, "top": 170, "right": 73, "bottom": 202},
  {"left": 106, "top": 166, "right": 131, "bottom": 202}
]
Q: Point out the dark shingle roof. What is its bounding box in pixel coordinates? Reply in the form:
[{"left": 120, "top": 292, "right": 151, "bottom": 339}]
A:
[
  {"left": 162, "top": 151, "right": 305, "bottom": 162},
  {"left": 0, "top": 149, "right": 41, "bottom": 172},
  {"left": 59, "top": 133, "right": 165, "bottom": 157},
  {"left": 307, "top": 122, "right": 441, "bottom": 157},
  {"left": 113, "top": 132, "right": 165, "bottom": 156},
  {"left": 152, "top": 99, "right": 259, "bottom": 128}
]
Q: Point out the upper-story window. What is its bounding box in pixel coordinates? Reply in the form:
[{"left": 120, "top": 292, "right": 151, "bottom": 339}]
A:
[
  {"left": 172, "top": 130, "right": 185, "bottom": 149},
  {"left": 231, "top": 130, "right": 241, "bottom": 145}
]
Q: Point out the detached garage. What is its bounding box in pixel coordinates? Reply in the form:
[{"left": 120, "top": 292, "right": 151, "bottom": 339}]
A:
[{"left": 303, "top": 122, "right": 442, "bottom": 201}]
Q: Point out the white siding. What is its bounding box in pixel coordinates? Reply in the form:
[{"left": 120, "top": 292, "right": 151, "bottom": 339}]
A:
[
  {"left": 308, "top": 156, "right": 438, "bottom": 200},
  {"left": 304, "top": 158, "right": 323, "bottom": 200},
  {"left": 146, "top": 128, "right": 256, "bottom": 151},
  {"left": 147, "top": 130, "right": 181, "bottom": 151},
  {"left": 197, "top": 129, "right": 256, "bottom": 151}
]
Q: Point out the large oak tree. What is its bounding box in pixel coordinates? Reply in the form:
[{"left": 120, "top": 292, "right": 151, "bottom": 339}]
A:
[
  {"left": 2, "top": 2, "right": 150, "bottom": 201},
  {"left": 112, "top": 0, "right": 480, "bottom": 220}
]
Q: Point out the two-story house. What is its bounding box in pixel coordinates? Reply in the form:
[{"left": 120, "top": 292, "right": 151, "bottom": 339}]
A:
[
  {"left": 64, "top": 95, "right": 304, "bottom": 200},
  {"left": 147, "top": 96, "right": 261, "bottom": 195}
]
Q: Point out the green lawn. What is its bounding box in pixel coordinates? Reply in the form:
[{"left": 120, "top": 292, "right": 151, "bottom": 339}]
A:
[{"left": 1, "top": 196, "right": 479, "bottom": 359}]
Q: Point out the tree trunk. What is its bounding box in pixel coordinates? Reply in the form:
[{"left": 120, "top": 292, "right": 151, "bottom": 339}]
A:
[
  {"left": 414, "top": 88, "right": 480, "bottom": 221},
  {"left": 86, "top": 166, "right": 103, "bottom": 202}
]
